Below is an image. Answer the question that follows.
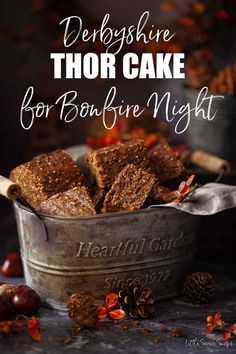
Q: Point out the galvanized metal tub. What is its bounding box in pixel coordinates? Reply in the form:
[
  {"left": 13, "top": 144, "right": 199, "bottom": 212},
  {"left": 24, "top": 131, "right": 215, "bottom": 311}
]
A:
[
  {"left": 183, "top": 87, "right": 236, "bottom": 160},
  {"left": 13, "top": 201, "right": 199, "bottom": 310}
]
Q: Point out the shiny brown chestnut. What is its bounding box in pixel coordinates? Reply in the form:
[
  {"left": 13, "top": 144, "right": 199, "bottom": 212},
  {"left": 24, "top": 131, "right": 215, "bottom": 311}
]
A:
[
  {"left": 0, "top": 296, "right": 12, "bottom": 320},
  {"left": 12, "top": 285, "right": 41, "bottom": 316},
  {"left": 1, "top": 252, "right": 24, "bottom": 277},
  {"left": 0, "top": 284, "right": 17, "bottom": 301}
]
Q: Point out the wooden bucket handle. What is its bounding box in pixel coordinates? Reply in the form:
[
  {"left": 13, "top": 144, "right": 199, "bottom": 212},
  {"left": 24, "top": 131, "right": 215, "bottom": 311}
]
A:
[
  {"left": 0, "top": 175, "right": 21, "bottom": 200},
  {"left": 190, "top": 150, "right": 231, "bottom": 175}
]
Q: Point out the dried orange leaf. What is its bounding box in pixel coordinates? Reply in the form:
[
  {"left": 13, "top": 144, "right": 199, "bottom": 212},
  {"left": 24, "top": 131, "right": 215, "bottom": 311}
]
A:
[
  {"left": 186, "top": 175, "right": 195, "bottom": 186},
  {"left": 106, "top": 293, "right": 118, "bottom": 309},
  {"left": 178, "top": 181, "right": 189, "bottom": 194},
  {"left": 109, "top": 309, "right": 125, "bottom": 320},
  {"left": 229, "top": 324, "right": 236, "bottom": 335},
  {"left": 28, "top": 317, "right": 41, "bottom": 341},
  {"left": 222, "top": 331, "right": 231, "bottom": 341},
  {"left": 28, "top": 318, "right": 41, "bottom": 341},
  {"left": 97, "top": 305, "right": 108, "bottom": 319},
  {"left": 206, "top": 324, "right": 215, "bottom": 333},
  {"left": 29, "top": 326, "right": 41, "bottom": 341},
  {"left": 145, "top": 134, "right": 158, "bottom": 148}
]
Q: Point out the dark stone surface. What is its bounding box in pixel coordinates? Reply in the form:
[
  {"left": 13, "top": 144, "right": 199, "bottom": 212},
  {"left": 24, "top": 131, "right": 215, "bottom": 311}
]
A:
[{"left": 0, "top": 262, "right": 236, "bottom": 354}]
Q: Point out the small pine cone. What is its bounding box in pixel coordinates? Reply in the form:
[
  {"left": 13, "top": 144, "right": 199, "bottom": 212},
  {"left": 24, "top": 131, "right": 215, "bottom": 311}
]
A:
[
  {"left": 67, "top": 292, "right": 98, "bottom": 328},
  {"left": 118, "top": 282, "right": 155, "bottom": 319},
  {"left": 182, "top": 272, "right": 214, "bottom": 304}
]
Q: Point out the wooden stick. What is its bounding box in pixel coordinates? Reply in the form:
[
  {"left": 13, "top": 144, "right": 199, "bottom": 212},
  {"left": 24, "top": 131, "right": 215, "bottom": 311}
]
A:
[
  {"left": 0, "top": 175, "right": 21, "bottom": 200},
  {"left": 190, "top": 151, "right": 230, "bottom": 175}
]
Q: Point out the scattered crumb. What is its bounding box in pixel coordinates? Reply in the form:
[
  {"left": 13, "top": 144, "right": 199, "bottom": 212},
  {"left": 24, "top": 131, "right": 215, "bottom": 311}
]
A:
[
  {"left": 61, "top": 335, "right": 72, "bottom": 345},
  {"left": 143, "top": 327, "right": 153, "bottom": 334},
  {"left": 130, "top": 320, "right": 141, "bottom": 328},
  {"left": 154, "top": 336, "right": 161, "bottom": 344},
  {"left": 160, "top": 325, "right": 169, "bottom": 333},
  {"left": 120, "top": 323, "right": 129, "bottom": 331},
  {"left": 172, "top": 328, "right": 184, "bottom": 337},
  {"left": 72, "top": 326, "right": 82, "bottom": 334}
]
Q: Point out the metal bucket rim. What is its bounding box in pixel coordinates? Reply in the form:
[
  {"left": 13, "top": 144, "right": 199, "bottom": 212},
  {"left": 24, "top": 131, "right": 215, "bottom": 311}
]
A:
[{"left": 13, "top": 200, "right": 181, "bottom": 221}]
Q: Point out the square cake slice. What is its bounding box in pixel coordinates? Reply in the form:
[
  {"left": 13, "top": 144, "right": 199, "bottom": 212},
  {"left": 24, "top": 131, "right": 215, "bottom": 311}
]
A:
[
  {"left": 10, "top": 150, "right": 85, "bottom": 207},
  {"left": 102, "top": 164, "right": 156, "bottom": 213},
  {"left": 86, "top": 140, "right": 149, "bottom": 188},
  {"left": 148, "top": 143, "right": 186, "bottom": 183},
  {"left": 38, "top": 186, "right": 96, "bottom": 216}
]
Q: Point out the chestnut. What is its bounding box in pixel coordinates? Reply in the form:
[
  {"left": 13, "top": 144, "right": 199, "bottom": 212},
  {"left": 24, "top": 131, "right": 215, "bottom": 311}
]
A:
[
  {"left": 0, "top": 284, "right": 17, "bottom": 301},
  {"left": 12, "top": 285, "right": 41, "bottom": 315},
  {"left": 1, "top": 252, "right": 23, "bottom": 277},
  {"left": 0, "top": 296, "right": 12, "bottom": 320}
]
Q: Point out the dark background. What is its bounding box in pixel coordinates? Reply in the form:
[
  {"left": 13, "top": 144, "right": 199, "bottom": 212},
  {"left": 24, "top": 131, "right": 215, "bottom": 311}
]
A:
[{"left": 0, "top": 0, "right": 236, "bottom": 261}]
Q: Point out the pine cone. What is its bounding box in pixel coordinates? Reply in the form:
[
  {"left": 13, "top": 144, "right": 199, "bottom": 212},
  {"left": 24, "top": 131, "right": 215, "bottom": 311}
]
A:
[
  {"left": 67, "top": 292, "right": 98, "bottom": 328},
  {"left": 182, "top": 272, "right": 214, "bottom": 304},
  {"left": 118, "top": 282, "right": 155, "bottom": 319}
]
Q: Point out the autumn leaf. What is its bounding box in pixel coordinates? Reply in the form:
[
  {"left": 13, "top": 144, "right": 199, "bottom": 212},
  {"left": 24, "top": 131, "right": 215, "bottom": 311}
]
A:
[
  {"left": 214, "top": 312, "right": 224, "bottom": 327},
  {"left": 109, "top": 309, "right": 125, "bottom": 320},
  {"left": 229, "top": 324, "right": 236, "bottom": 335},
  {"left": 145, "top": 134, "right": 158, "bottom": 148},
  {"left": 206, "top": 324, "right": 215, "bottom": 333},
  {"left": 97, "top": 306, "right": 108, "bottom": 319},
  {"left": 162, "top": 175, "right": 196, "bottom": 203},
  {"left": 106, "top": 293, "right": 118, "bottom": 310},
  {"left": 222, "top": 331, "right": 231, "bottom": 341},
  {"left": 0, "top": 321, "right": 11, "bottom": 333},
  {"left": 28, "top": 318, "right": 41, "bottom": 341},
  {"left": 186, "top": 175, "right": 195, "bottom": 186}
]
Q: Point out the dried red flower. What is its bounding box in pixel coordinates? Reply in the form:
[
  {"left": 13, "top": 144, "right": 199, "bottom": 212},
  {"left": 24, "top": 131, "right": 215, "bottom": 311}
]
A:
[
  {"left": 109, "top": 309, "right": 125, "bottom": 320},
  {"left": 222, "top": 331, "right": 231, "bottom": 341},
  {"left": 214, "top": 312, "right": 224, "bottom": 328},
  {"left": 162, "top": 175, "right": 197, "bottom": 203},
  {"left": 0, "top": 317, "right": 41, "bottom": 341},
  {"left": 206, "top": 315, "right": 214, "bottom": 324},
  {"left": 229, "top": 324, "right": 236, "bottom": 335},
  {"left": 145, "top": 134, "right": 158, "bottom": 148},
  {"left": 205, "top": 313, "right": 236, "bottom": 341},
  {"left": 97, "top": 306, "right": 107, "bottom": 319},
  {"left": 28, "top": 317, "right": 41, "bottom": 341},
  {"left": 97, "top": 293, "right": 125, "bottom": 320},
  {"left": 106, "top": 293, "right": 118, "bottom": 309},
  {"left": 206, "top": 323, "right": 215, "bottom": 333}
]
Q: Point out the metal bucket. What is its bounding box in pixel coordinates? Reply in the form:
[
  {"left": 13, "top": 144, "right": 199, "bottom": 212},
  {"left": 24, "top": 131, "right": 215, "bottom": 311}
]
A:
[
  {"left": 183, "top": 87, "right": 236, "bottom": 160},
  {"left": 13, "top": 201, "right": 199, "bottom": 310}
]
